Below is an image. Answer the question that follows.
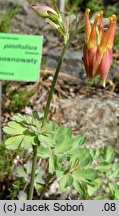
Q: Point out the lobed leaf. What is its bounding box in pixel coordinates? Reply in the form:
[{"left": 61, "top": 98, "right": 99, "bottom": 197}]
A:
[
  {"left": 55, "top": 136, "right": 73, "bottom": 154},
  {"left": 87, "top": 179, "right": 102, "bottom": 196},
  {"left": 49, "top": 155, "right": 57, "bottom": 174},
  {"left": 70, "top": 148, "right": 92, "bottom": 167},
  {"left": 37, "top": 145, "right": 51, "bottom": 158},
  {"left": 73, "top": 168, "right": 97, "bottom": 182},
  {"left": 20, "top": 135, "right": 36, "bottom": 149},
  {"left": 38, "top": 134, "right": 55, "bottom": 148},
  {"left": 59, "top": 174, "right": 73, "bottom": 192},
  {"left": 14, "top": 165, "right": 28, "bottom": 180},
  {"left": 96, "top": 162, "right": 113, "bottom": 171},
  {"left": 73, "top": 179, "right": 85, "bottom": 197},
  {"left": 4, "top": 135, "right": 24, "bottom": 150},
  {"left": 3, "top": 121, "right": 26, "bottom": 135}
]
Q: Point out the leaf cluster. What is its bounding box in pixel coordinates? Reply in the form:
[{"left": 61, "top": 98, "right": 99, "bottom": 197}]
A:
[
  {"left": 3, "top": 112, "right": 119, "bottom": 199},
  {"left": 90, "top": 146, "right": 119, "bottom": 199},
  {"left": 3, "top": 112, "right": 100, "bottom": 198}
]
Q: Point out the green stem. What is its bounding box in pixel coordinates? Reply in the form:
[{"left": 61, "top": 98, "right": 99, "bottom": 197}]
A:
[
  {"left": 27, "top": 25, "right": 84, "bottom": 200},
  {"left": 52, "top": 0, "right": 60, "bottom": 14},
  {"left": 28, "top": 145, "right": 38, "bottom": 200},
  {"left": 41, "top": 25, "right": 84, "bottom": 127},
  {"left": 42, "top": 42, "right": 68, "bottom": 127}
]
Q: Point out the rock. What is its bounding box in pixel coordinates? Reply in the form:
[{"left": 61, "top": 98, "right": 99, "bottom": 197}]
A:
[
  {"left": 60, "top": 92, "right": 119, "bottom": 151},
  {"left": 44, "top": 49, "right": 86, "bottom": 79},
  {"left": 0, "top": 0, "right": 45, "bottom": 34}
]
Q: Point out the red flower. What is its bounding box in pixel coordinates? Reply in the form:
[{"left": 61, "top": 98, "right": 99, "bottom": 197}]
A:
[{"left": 83, "top": 9, "right": 117, "bottom": 87}]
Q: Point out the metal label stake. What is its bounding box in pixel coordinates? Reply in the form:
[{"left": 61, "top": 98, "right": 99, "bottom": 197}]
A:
[{"left": 57, "top": 0, "right": 65, "bottom": 12}]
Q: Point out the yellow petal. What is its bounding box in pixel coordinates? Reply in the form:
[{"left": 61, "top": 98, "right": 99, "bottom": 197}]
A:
[
  {"left": 100, "top": 15, "right": 117, "bottom": 52},
  {"left": 88, "top": 13, "right": 100, "bottom": 48},
  {"left": 84, "top": 9, "right": 91, "bottom": 43},
  {"left": 98, "top": 11, "right": 104, "bottom": 42}
]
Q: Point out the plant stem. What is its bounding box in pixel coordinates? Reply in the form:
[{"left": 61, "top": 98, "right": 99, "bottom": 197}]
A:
[
  {"left": 27, "top": 25, "right": 84, "bottom": 200},
  {"left": 42, "top": 43, "right": 68, "bottom": 127},
  {"left": 52, "top": 0, "right": 60, "bottom": 14},
  {"left": 41, "top": 25, "right": 84, "bottom": 127},
  {"left": 43, "top": 24, "right": 84, "bottom": 129},
  {"left": 28, "top": 145, "right": 37, "bottom": 200}
]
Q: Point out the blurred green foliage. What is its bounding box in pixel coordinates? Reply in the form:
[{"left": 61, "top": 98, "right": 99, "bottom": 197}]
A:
[
  {"left": 66, "top": 0, "right": 119, "bottom": 16},
  {"left": 114, "top": 32, "right": 119, "bottom": 49},
  {"left": 0, "top": 143, "right": 12, "bottom": 180},
  {"left": 90, "top": 146, "right": 119, "bottom": 200},
  {"left": 0, "top": 6, "right": 20, "bottom": 33},
  {"left": 2, "top": 144, "right": 119, "bottom": 200},
  {"left": 8, "top": 88, "right": 35, "bottom": 112},
  {"left": 3, "top": 82, "right": 36, "bottom": 113}
]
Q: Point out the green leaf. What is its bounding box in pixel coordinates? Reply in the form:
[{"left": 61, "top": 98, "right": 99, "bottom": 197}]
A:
[
  {"left": 73, "top": 168, "right": 97, "bottom": 182},
  {"left": 54, "top": 126, "right": 72, "bottom": 142},
  {"left": 35, "top": 170, "right": 45, "bottom": 185},
  {"left": 96, "top": 162, "right": 113, "bottom": 171},
  {"left": 12, "top": 113, "right": 32, "bottom": 125},
  {"left": 14, "top": 165, "right": 28, "bottom": 180},
  {"left": 4, "top": 135, "right": 24, "bottom": 150},
  {"left": 109, "top": 183, "right": 119, "bottom": 200},
  {"left": 113, "top": 188, "right": 119, "bottom": 200},
  {"left": 89, "top": 148, "right": 101, "bottom": 160},
  {"left": 32, "top": 111, "right": 40, "bottom": 121},
  {"left": 95, "top": 195, "right": 107, "bottom": 200},
  {"left": 23, "top": 115, "right": 32, "bottom": 125},
  {"left": 55, "top": 136, "right": 73, "bottom": 154},
  {"left": 41, "top": 121, "right": 57, "bottom": 135},
  {"left": 49, "top": 155, "right": 57, "bottom": 174},
  {"left": 87, "top": 179, "right": 102, "bottom": 196},
  {"left": 18, "top": 191, "right": 27, "bottom": 200},
  {"left": 32, "top": 111, "right": 41, "bottom": 130},
  {"left": 73, "top": 134, "right": 87, "bottom": 147},
  {"left": 108, "top": 164, "right": 119, "bottom": 178},
  {"left": 69, "top": 135, "right": 87, "bottom": 154},
  {"left": 38, "top": 145, "right": 51, "bottom": 158},
  {"left": 11, "top": 113, "right": 25, "bottom": 123},
  {"left": 3, "top": 121, "right": 26, "bottom": 135},
  {"left": 20, "top": 135, "right": 36, "bottom": 149},
  {"left": 56, "top": 170, "right": 64, "bottom": 178},
  {"left": 70, "top": 148, "right": 92, "bottom": 167},
  {"left": 38, "top": 134, "right": 55, "bottom": 148},
  {"left": 73, "top": 179, "right": 85, "bottom": 197},
  {"left": 59, "top": 174, "right": 73, "bottom": 192},
  {"left": 34, "top": 183, "right": 43, "bottom": 194},
  {"left": 25, "top": 160, "right": 32, "bottom": 175},
  {"left": 104, "top": 146, "right": 115, "bottom": 163}
]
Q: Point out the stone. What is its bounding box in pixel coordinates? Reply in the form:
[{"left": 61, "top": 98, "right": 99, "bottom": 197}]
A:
[{"left": 60, "top": 92, "right": 119, "bottom": 151}]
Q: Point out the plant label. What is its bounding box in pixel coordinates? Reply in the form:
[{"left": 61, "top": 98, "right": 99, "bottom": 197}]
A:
[{"left": 0, "top": 33, "right": 43, "bottom": 82}]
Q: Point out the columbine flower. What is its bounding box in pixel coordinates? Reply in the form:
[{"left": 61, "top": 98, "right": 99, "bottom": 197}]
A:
[{"left": 83, "top": 9, "right": 117, "bottom": 87}]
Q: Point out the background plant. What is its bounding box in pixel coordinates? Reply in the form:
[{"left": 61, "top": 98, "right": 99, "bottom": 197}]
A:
[{"left": 0, "top": 5, "right": 20, "bottom": 32}]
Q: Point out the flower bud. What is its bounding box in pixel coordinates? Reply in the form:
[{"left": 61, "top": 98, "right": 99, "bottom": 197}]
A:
[{"left": 32, "top": 4, "right": 58, "bottom": 18}]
